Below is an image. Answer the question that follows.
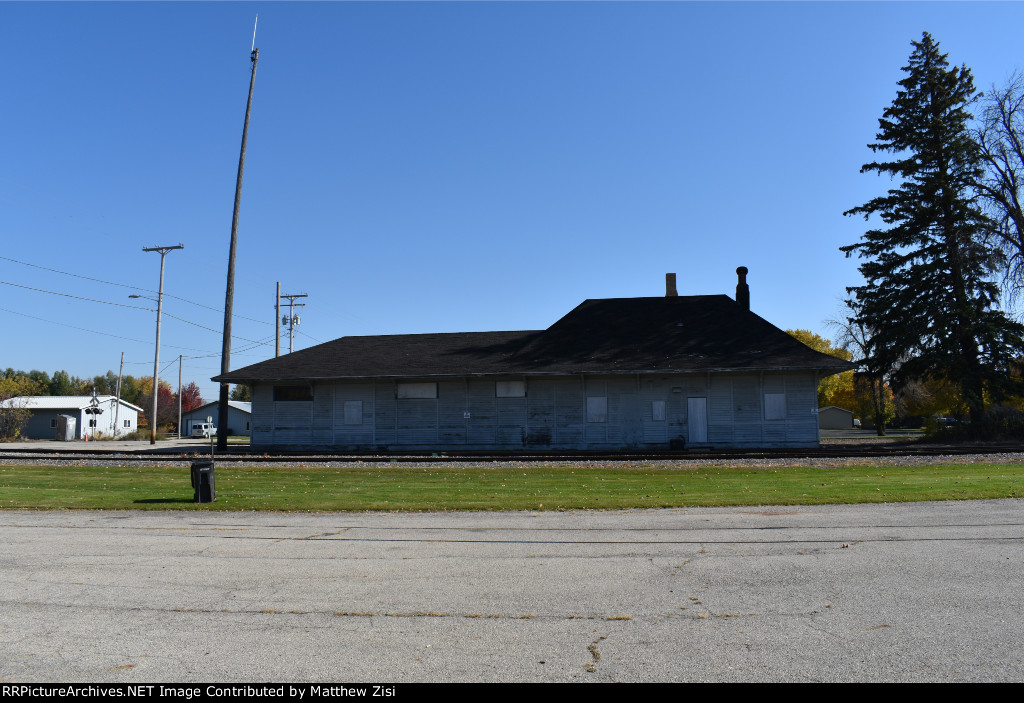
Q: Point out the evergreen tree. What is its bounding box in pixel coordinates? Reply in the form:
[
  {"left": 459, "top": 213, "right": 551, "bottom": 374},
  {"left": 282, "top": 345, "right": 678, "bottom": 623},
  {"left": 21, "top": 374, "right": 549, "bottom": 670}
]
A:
[{"left": 842, "top": 32, "right": 1024, "bottom": 422}]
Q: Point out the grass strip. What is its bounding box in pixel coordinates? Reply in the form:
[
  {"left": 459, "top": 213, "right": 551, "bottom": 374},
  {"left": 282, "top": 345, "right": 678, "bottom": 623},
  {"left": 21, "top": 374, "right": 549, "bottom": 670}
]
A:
[{"left": 0, "top": 463, "right": 1021, "bottom": 511}]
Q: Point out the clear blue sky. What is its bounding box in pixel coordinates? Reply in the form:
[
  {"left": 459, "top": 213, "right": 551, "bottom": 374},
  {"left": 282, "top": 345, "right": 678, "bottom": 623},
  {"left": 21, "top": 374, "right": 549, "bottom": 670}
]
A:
[{"left": 2, "top": 1, "right": 1022, "bottom": 401}]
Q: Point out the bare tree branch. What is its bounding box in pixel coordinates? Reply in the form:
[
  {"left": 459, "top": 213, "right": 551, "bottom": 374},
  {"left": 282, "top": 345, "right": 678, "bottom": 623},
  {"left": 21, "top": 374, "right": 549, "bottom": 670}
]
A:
[{"left": 976, "top": 72, "right": 1024, "bottom": 308}]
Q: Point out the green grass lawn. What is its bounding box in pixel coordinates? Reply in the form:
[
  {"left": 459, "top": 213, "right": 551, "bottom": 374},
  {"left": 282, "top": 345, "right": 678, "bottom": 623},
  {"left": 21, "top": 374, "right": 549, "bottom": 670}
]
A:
[{"left": 0, "top": 463, "right": 1021, "bottom": 511}]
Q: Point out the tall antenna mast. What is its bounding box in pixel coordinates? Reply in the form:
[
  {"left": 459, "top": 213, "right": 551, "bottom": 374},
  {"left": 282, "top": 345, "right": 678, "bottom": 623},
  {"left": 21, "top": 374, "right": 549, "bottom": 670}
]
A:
[
  {"left": 218, "top": 27, "right": 260, "bottom": 450},
  {"left": 252, "top": 15, "right": 258, "bottom": 52}
]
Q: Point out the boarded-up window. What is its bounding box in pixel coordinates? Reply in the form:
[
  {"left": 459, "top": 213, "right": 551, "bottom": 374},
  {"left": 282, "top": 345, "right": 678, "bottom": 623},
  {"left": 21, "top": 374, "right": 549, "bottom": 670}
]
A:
[
  {"left": 274, "top": 385, "right": 313, "bottom": 401},
  {"left": 587, "top": 396, "right": 608, "bottom": 423},
  {"left": 496, "top": 381, "right": 526, "bottom": 398},
  {"left": 652, "top": 400, "right": 666, "bottom": 422},
  {"left": 765, "top": 393, "right": 786, "bottom": 420},
  {"left": 397, "top": 382, "right": 437, "bottom": 399},
  {"left": 344, "top": 400, "right": 363, "bottom": 425}
]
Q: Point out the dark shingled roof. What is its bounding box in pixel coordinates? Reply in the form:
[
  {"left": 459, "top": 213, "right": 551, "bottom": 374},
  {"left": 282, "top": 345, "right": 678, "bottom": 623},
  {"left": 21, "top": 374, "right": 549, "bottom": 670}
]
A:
[{"left": 214, "top": 295, "right": 854, "bottom": 384}]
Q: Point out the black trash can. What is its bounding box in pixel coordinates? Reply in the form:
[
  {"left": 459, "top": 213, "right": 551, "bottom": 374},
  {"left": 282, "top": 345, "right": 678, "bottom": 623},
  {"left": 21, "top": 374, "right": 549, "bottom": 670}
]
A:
[{"left": 190, "top": 460, "right": 216, "bottom": 503}]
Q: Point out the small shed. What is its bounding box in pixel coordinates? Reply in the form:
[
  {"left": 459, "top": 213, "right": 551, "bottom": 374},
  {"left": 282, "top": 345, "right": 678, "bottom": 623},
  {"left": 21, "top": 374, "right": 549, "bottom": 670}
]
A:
[
  {"left": 55, "top": 415, "right": 77, "bottom": 441},
  {"left": 818, "top": 406, "right": 855, "bottom": 430}
]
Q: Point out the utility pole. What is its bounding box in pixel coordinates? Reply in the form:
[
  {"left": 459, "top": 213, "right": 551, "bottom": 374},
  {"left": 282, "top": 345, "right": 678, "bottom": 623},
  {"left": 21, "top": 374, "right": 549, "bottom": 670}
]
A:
[
  {"left": 280, "top": 293, "right": 307, "bottom": 354},
  {"left": 275, "top": 281, "right": 281, "bottom": 358},
  {"left": 218, "top": 30, "right": 259, "bottom": 451},
  {"left": 177, "top": 354, "right": 183, "bottom": 440},
  {"left": 143, "top": 244, "right": 184, "bottom": 445},
  {"left": 113, "top": 352, "right": 123, "bottom": 439}
]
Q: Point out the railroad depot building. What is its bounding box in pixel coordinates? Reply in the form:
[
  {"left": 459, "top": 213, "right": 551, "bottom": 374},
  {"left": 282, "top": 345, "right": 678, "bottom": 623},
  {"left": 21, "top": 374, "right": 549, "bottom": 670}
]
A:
[{"left": 215, "top": 271, "right": 853, "bottom": 451}]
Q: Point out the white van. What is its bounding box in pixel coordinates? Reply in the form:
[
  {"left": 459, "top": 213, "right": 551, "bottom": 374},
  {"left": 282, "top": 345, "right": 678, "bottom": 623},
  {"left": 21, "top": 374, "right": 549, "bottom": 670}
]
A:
[{"left": 191, "top": 423, "right": 217, "bottom": 438}]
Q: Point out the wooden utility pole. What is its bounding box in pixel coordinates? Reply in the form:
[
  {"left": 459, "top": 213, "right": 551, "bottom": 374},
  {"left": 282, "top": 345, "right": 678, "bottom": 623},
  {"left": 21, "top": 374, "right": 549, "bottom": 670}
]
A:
[
  {"left": 113, "top": 352, "right": 123, "bottom": 439},
  {"left": 218, "top": 38, "right": 259, "bottom": 451},
  {"left": 143, "top": 243, "right": 184, "bottom": 445},
  {"left": 177, "top": 354, "right": 183, "bottom": 439},
  {"left": 280, "top": 293, "right": 308, "bottom": 354}
]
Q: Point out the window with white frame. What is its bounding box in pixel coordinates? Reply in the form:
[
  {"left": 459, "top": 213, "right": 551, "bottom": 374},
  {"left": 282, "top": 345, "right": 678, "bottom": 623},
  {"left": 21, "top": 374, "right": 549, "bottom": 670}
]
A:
[{"left": 123, "top": 419, "right": 131, "bottom": 428}]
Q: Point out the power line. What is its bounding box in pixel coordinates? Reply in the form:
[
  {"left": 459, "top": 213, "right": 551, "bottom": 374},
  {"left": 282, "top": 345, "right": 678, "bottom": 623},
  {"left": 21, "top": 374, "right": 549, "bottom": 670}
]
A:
[
  {"left": 177, "top": 335, "right": 276, "bottom": 361},
  {"left": 0, "top": 305, "right": 219, "bottom": 354},
  {"left": 0, "top": 306, "right": 149, "bottom": 346},
  {"left": 0, "top": 280, "right": 152, "bottom": 310},
  {"left": 297, "top": 329, "right": 324, "bottom": 344},
  {"left": 122, "top": 335, "right": 276, "bottom": 367},
  {"left": 1, "top": 279, "right": 270, "bottom": 345},
  {"left": 0, "top": 255, "right": 149, "bottom": 292},
  {"left": 0, "top": 255, "right": 272, "bottom": 325},
  {"left": 159, "top": 312, "right": 267, "bottom": 345}
]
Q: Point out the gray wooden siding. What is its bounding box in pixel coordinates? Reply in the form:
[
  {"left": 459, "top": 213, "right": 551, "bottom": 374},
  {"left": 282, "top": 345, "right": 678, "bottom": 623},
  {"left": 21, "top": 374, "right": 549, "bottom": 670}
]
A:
[
  {"left": 251, "top": 384, "right": 274, "bottom": 445},
  {"left": 554, "top": 378, "right": 584, "bottom": 446},
  {"left": 312, "top": 383, "right": 334, "bottom": 445},
  {"left": 271, "top": 393, "right": 313, "bottom": 445},
  {"left": 334, "top": 383, "right": 375, "bottom": 445},
  {"left": 374, "top": 382, "right": 396, "bottom": 445},
  {"left": 640, "top": 377, "right": 668, "bottom": 444},
  {"left": 525, "top": 380, "right": 554, "bottom": 446},
  {"left": 250, "top": 371, "right": 822, "bottom": 450},
  {"left": 439, "top": 380, "right": 467, "bottom": 445}
]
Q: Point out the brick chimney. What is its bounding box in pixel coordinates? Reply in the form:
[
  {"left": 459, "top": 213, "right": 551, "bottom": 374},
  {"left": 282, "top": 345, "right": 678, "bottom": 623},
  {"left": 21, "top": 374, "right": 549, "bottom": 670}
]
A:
[
  {"left": 665, "top": 273, "right": 677, "bottom": 297},
  {"left": 735, "top": 266, "right": 749, "bottom": 310}
]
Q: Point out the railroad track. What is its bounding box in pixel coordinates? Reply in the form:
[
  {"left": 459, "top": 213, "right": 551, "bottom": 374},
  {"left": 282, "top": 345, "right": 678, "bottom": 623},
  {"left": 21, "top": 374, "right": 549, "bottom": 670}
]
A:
[{"left": 1, "top": 443, "right": 1022, "bottom": 464}]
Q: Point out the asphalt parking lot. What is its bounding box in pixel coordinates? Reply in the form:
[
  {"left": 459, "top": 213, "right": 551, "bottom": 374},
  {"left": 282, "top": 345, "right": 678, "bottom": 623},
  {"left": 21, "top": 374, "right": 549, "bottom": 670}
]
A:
[{"left": 1, "top": 500, "right": 1022, "bottom": 682}]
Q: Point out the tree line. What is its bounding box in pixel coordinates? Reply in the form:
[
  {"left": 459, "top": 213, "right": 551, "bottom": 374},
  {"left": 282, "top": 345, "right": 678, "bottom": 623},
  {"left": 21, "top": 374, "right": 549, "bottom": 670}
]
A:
[
  {"left": 0, "top": 367, "right": 205, "bottom": 438},
  {"left": 787, "top": 329, "right": 1021, "bottom": 434},
  {"left": 838, "top": 32, "right": 1024, "bottom": 436}
]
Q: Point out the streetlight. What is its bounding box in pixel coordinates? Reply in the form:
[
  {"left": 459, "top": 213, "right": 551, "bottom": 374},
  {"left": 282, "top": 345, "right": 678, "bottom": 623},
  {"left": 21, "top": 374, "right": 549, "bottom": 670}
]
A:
[{"left": 140, "top": 244, "right": 184, "bottom": 444}]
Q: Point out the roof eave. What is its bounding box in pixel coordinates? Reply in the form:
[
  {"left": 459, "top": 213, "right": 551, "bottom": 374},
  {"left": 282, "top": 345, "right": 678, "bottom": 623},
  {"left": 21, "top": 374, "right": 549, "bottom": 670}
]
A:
[{"left": 215, "top": 363, "right": 854, "bottom": 385}]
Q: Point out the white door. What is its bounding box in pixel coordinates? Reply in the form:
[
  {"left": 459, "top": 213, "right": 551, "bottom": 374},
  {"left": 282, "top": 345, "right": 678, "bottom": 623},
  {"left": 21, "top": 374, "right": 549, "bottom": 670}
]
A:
[{"left": 687, "top": 397, "right": 708, "bottom": 444}]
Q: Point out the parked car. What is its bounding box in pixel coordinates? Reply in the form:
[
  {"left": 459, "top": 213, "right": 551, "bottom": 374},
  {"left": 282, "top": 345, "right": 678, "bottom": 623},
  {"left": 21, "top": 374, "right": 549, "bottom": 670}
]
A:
[{"left": 190, "top": 423, "right": 217, "bottom": 438}]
